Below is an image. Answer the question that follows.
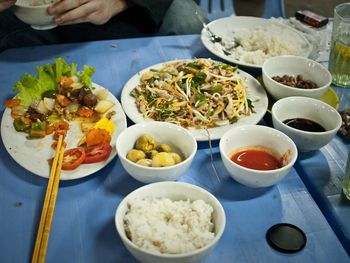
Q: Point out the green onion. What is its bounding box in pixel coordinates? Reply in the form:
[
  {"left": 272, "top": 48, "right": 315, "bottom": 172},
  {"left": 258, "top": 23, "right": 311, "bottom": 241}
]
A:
[
  {"left": 130, "top": 89, "right": 137, "bottom": 98},
  {"left": 192, "top": 71, "right": 207, "bottom": 86},
  {"left": 210, "top": 84, "right": 223, "bottom": 93},
  {"left": 247, "top": 99, "right": 256, "bottom": 113},
  {"left": 186, "top": 62, "right": 202, "bottom": 70}
]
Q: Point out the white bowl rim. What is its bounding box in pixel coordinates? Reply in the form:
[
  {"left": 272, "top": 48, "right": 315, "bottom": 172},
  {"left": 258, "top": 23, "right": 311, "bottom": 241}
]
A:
[
  {"left": 262, "top": 55, "right": 332, "bottom": 92},
  {"left": 115, "top": 181, "right": 226, "bottom": 258},
  {"left": 271, "top": 96, "right": 342, "bottom": 136},
  {"left": 15, "top": 2, "right": 52, "bottom": 8},
  {"left": 219, "top": 124, "right": 298, "bottom": 174},
  {"left": 116, "top": 121, "right": 198, "bottom": 170}
]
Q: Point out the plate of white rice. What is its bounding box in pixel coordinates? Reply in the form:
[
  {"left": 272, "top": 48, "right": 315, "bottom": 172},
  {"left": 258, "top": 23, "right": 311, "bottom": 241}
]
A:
[{"left": 201, "top": 16, "right": 313, "bottom": 69}]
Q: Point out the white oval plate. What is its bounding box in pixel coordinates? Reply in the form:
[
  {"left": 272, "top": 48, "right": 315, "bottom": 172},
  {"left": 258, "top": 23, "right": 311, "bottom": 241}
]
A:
[
  {"left": 121, "top": 59, "right": 268, "bottom": 141},
  {"left": 201, "top": 16, "right": 312, "bottom": 69},
  {"left": 1, "top": 83, "right": 127, "bottom": 180}
]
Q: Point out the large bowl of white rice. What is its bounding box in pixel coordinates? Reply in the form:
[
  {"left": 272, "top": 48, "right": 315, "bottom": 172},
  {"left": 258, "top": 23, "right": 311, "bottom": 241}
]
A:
[{"left": 115, "top": 182, "right": 226, "bottom": 263}]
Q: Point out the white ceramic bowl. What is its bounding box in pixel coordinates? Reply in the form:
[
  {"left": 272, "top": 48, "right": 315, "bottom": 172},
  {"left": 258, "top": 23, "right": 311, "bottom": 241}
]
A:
[
  {"left": 115, "top": 181, "right": 226, "bottom": 263},
  {"left": 12, "top": 0, "right": 56, "bottom": 30},
  {"left": 116, "top": 121, "right": 197, "bottom": 184},
  {"left": 262, "top": 55, "right": 331, "bottom": 100},
  {"left": 272, "top": 96, "right": 342, "bottom": 152},
  {"left": 220, "top": 125, "right": 298, "bottom": 188}
]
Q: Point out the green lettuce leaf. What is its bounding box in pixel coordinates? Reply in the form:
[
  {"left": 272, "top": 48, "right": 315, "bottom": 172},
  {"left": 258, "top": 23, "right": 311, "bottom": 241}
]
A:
[
  {"left": 12, "top": 58, "right": 94, "bottom": 107},
  {"left": 80, "top": 65, "right": 95, "bottom": 88},
  {"left": 13, "top": 74, "right": 49, "bottom": 108}
]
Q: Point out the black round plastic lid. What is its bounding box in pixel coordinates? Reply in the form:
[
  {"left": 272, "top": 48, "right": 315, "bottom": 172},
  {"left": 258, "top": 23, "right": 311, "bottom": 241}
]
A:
[{"left": 266, "top": 223, "right": 307, "bottom": 253}]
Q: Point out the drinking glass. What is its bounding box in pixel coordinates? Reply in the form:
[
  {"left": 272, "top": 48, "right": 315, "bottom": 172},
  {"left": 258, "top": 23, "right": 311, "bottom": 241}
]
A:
[{"left": 328, "top": 3, "right": 350, "bottom": 88}]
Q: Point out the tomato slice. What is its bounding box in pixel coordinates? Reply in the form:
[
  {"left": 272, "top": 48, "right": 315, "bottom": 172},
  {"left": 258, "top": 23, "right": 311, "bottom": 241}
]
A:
[
  {"left": 62, "top": 147, "right": 86, "bottom": 170},
  {"left": 83, "top": 144, "right": 112, "bottom": 164}
]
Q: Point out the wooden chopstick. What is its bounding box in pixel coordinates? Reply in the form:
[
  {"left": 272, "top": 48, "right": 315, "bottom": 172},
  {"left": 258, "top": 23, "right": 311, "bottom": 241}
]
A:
[{"left": 32, "top": 135, "right": 65, "bottom": 263}]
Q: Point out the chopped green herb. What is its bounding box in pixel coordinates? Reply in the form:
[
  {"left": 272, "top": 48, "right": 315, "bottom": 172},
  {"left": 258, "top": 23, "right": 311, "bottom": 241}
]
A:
[
  {"left": 210, "top": 84, "right": 223, "bottom": 93},
  {"left": 192, "top": 71, "right": 207, "bottom": 86},
  {"left": 186, "top": 62, "right": 202, "bottom": 70},
  {"left": 247, "top": 99, "right": 256, "bottom": 113},
  {"left": 130, "top": 88, "right": 138, "bottom": 98}
]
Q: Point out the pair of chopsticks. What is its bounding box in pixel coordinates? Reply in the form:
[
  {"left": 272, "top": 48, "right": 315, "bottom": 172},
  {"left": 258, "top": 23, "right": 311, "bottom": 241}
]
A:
[{"left": 32, "top": 135, "right": 65, "bottom": 263}]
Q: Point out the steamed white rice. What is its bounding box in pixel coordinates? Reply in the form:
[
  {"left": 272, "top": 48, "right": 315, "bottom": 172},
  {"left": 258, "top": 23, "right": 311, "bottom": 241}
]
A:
[
  {"left": 124, "top": 197, "right": 215, "bottom": 254},
  {"left": 229, "top": 25, "right": 308, "bottom": 65}
]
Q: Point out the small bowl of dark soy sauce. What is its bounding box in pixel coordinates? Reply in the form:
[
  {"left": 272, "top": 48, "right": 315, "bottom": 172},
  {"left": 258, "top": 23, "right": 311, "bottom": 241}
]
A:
[
  {"left": 271, "top": 97, "right": 342, "bottom": 152},
  {"left": 283, "top": 118, "right": 326, "bottom": 133}
]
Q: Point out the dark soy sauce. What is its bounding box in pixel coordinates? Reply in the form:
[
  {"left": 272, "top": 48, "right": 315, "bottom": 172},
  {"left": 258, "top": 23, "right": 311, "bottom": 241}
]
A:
[{"left": 283, "top": 118, "right": 326, "bottom": 132}]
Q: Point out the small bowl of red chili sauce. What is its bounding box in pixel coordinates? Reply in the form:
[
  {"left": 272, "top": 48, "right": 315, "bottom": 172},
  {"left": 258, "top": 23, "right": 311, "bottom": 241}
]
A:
[{"left": 219, "top": 125, "right": 298, "bottom": 188}]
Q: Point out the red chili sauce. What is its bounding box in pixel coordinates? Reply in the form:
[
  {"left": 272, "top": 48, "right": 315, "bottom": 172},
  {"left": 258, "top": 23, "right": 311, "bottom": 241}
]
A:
[{"left": 230, "top": 148, "right": 282, "bottom": 170}]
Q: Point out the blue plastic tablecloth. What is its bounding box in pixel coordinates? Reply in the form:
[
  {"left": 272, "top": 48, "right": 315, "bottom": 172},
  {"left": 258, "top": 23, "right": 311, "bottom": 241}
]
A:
[{"left": 0, "top": 35, "right": 348, "bottom": 262}]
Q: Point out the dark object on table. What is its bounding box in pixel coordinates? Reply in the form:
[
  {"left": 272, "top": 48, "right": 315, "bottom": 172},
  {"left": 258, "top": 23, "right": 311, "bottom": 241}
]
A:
[
  {"left": 295, "top": 10, "right": 329, "bottom": 28},
  {"left": 266, "top": 223, "right": 307, "bottom": 253},
  {"left": 339, "top": 109, "right": 350, "bottom": 139}
]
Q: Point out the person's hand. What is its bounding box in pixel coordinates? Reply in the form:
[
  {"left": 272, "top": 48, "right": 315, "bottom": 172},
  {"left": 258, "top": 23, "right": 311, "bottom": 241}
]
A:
[
  {"left": 0, "top": 0, "right": 16, "bottom": 12},
  {"left": 47, "top": 0, "right": 129, "bottom": 26}
]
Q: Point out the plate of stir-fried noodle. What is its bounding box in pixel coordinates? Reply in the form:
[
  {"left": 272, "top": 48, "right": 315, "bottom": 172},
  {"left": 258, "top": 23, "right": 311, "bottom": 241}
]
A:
[{"left": 121, "top": 59, "right": 268, "bottom": 141}]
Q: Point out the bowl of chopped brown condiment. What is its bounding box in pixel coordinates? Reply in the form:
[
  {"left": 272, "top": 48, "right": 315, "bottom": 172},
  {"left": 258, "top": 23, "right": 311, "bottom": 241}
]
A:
[
  {"left": 262, "top": 55, "right": 331, "bottom": 100},
  {"left": 272, "top": 75, "right": 318, "bottom": 89}
]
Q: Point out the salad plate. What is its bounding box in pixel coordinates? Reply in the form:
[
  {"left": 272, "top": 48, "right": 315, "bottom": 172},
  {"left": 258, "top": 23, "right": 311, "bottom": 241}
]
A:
[
  {"left": 1, "top": 83, "right": 127, "bottom": 180},
  {"left": 1, "top": 83, "right": 126, "bottom": 180},
  {"left": 121, "top": 59, "right": 268, "bottom": 141},
  {"left": 201, "top": 16, "right": 312, "bottom": 69},
  {"left": 1, "top": 57, "right": 127, "bottom": 180}
]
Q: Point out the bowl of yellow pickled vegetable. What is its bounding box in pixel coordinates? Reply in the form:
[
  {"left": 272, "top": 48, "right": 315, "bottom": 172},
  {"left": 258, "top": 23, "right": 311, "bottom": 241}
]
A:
[{"left": 116, "top": 121, "right": 197, "bottom": 184}]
